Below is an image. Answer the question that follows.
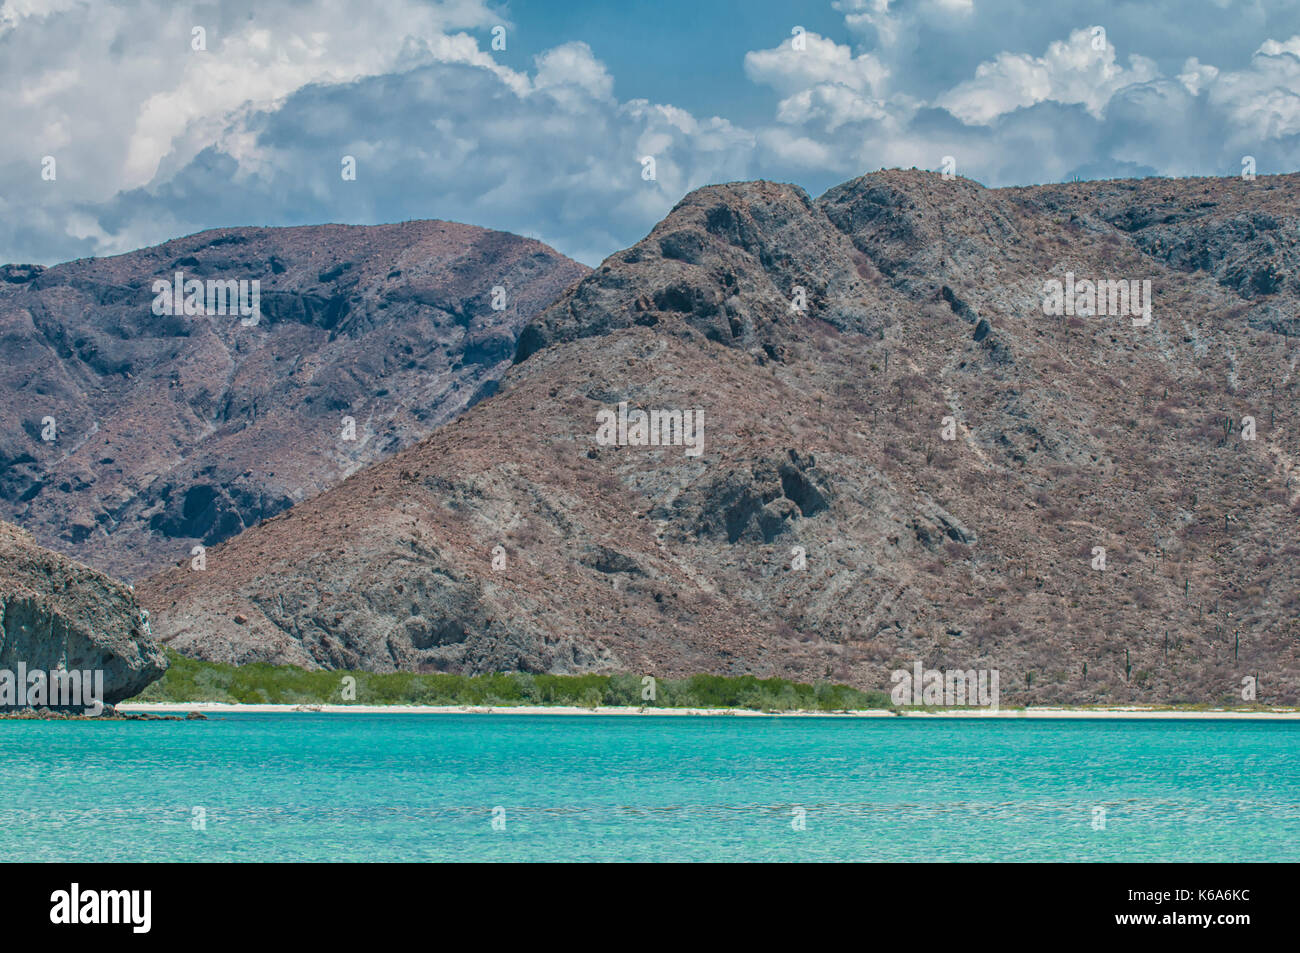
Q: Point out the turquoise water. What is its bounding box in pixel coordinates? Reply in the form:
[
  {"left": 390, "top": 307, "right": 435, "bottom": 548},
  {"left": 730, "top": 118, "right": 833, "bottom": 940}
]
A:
[{"left": 2, "top": 714, "right": 1296, "bottom": 862}]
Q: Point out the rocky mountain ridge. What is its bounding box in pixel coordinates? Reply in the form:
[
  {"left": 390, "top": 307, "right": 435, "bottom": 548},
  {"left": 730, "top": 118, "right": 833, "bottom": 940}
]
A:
[
  {"left": 0, "top": 221, "right": 587, "bottom": 579},
  {"left": 128, "top": 169, "right": 1300, "bottom": 704}
]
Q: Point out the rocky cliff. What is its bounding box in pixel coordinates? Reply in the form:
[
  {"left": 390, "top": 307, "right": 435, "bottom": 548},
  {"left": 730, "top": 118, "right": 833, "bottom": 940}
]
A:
[
  {"left": 0, "top": 520, "right": 165, "bottom": 707},
  {"left": 140, "top": 170, "right": 1300, "bottom": 705},
  {"left": 0, "top": 221, "right": 587, "bottom": 579}
]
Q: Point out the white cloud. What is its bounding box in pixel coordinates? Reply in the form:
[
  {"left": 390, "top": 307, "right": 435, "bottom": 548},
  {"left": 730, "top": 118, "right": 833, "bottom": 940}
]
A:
[
  {"left": 745, "top": 31, "right": 888, "bottom": 96},
  {"left": 1204, "top": 39, "right": 1300, "bottom": 139},
  {"left": 0, "top": 0, "right": 504, "bottom": 215},
  {"left": 775, "top": 82, "right": 889, "bottom": 130},
  {"left": 0, "top": 0, "right": 761, "bottom": 265},
  {"left": 1177, "top": 57, "right": 1219, "bottom": 95},
  {"left": 1258, "top": 36, "right": 1300, "bottom": 56},
  {"left": 745, "top": 31, "right": 892, "bottom": 134},
  {"left": 4, "top": 37, "right": 758, "bottom": 267},
  {"left": 936, "top": 27, "right": 1159, "bottom": 124},
  {"left": 741, "top": 8, "right": 1300, "bottom": 193},
  {"left": 532, "top": 42, "right": 615, "bottom": 103}
]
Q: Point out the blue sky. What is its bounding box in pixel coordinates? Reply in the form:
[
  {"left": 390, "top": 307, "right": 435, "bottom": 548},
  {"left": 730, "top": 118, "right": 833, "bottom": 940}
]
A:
[
  {"left": 502, "top": 1, "right": 854, "bottom": 126},
  {"left": 3, "top": 0, "right": 1300, "bottom": 267}
]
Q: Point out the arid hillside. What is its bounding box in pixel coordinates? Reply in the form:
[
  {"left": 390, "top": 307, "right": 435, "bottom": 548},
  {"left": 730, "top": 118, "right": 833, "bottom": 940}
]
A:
[
  {"left": 141, "top": 170, "right": 1300, "bottom": 705},
  {"left": 0, "top": 221, "right": 588, "bottom": 579}
]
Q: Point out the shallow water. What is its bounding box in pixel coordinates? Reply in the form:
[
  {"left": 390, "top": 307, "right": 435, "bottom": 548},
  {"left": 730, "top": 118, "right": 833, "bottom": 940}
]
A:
[{"left": 2, "top": 713, "right": 1296, "bottom": 861}]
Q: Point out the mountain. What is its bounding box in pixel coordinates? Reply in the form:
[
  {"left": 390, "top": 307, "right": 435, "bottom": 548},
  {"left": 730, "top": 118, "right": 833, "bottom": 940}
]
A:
[
  {"left": 139, "top": 171, "right": 1300, "bottom": 705},
  {"left": 0, "top": 222, "right": 588, "bottom": 579},
  {"left": 0, "top": 520, "right": 165, "bottom": 706}
]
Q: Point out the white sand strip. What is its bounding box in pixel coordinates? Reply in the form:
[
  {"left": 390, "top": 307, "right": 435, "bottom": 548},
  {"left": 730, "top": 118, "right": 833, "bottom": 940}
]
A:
[{"left": 114, "top": 702, "right": 1300, "bottom": 719}]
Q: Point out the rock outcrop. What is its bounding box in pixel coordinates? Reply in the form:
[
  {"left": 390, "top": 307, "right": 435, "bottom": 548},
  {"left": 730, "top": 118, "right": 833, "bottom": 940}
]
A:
[{"left": 0, "top": 521, "right": 165, "bottom": 706}]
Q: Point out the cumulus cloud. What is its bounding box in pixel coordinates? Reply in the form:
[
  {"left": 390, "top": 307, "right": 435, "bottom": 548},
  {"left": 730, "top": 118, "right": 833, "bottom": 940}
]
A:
[
  {"left": 1207, "top": 37, "right": 1300, "bottom": 140},
  {"left": 744, "top": 31, "right": 893, "bottom": 134},
  {"left": 1177, "top": 57, "right": 1220, "bottom": 96},
  {"left": 0, "top": 1, "right": 756, "bottom": 265},
  {"left": 0, "top": 0, "right": 509, "bottom": 261},
  {"left": 831, "top": 0, "right": 974, "bottom": 55},
  {"left": 28, "top": 40, "right": 755, "bottom": 267},
  {"left": 745, "top": 30, "right": 888, "bottom": 97},
  {"left": 533, "top": 42, "right": 615, "bottom": 105},
  {"left": 744, "top": 7, "right": 1300, "bottom": 192},
  {"left": 936, "top": 27, "right": 1160, "bottom": 124}
]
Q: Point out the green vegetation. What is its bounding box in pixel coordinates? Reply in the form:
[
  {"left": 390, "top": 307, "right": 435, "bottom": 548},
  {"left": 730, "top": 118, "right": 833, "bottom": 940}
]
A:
[{"left": 133, "top": 652, "right": 893, "bottom": 711}]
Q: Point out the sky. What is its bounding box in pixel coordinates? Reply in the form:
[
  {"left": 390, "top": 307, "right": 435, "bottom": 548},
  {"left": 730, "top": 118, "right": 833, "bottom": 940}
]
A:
[{"left": 3, "top": 0, "right": 1300, "bottom": 267}]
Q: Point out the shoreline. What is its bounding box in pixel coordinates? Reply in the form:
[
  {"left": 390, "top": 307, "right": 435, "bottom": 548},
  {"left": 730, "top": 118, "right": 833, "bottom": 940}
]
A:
[{"left": 116, "top": 702, "right": 1300, "bottom": 720}]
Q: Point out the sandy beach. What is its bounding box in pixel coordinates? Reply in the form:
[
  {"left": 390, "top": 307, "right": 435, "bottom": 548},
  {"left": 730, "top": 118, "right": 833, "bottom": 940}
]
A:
[{"left": 116, "top": 702, "right": 1300, "bottom": 720}]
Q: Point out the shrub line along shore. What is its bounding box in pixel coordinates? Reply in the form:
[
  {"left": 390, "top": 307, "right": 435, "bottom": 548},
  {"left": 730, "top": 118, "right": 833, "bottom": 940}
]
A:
[
  {"left": 114, "top": 701, "right": 1300, "bottom": 719},
  {"left": 114, "top": 654, "right": 1300, "bottom": 718}
]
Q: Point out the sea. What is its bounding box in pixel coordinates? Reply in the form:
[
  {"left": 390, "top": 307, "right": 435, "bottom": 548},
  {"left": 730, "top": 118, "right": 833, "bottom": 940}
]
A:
[{"left": 2, "top": 713, "right": 1296, "bottom": 862}]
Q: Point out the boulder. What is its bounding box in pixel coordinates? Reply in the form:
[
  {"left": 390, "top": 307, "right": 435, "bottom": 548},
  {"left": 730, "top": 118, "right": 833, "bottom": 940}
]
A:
[{"left": 0, "top": 521, "right": 166, "bottom": 707}]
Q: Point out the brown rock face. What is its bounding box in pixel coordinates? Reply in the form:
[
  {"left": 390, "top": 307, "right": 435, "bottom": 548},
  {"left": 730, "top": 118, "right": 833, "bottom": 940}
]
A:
[
  {"left": 0, "top": 521, "right": 165, "bottom": 706},
  {"left": 141, "top": 170, "right": 1300, "bottom": 705},
  {"left": 0, "top": 221, "right": 587, "bottom": 580}
]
